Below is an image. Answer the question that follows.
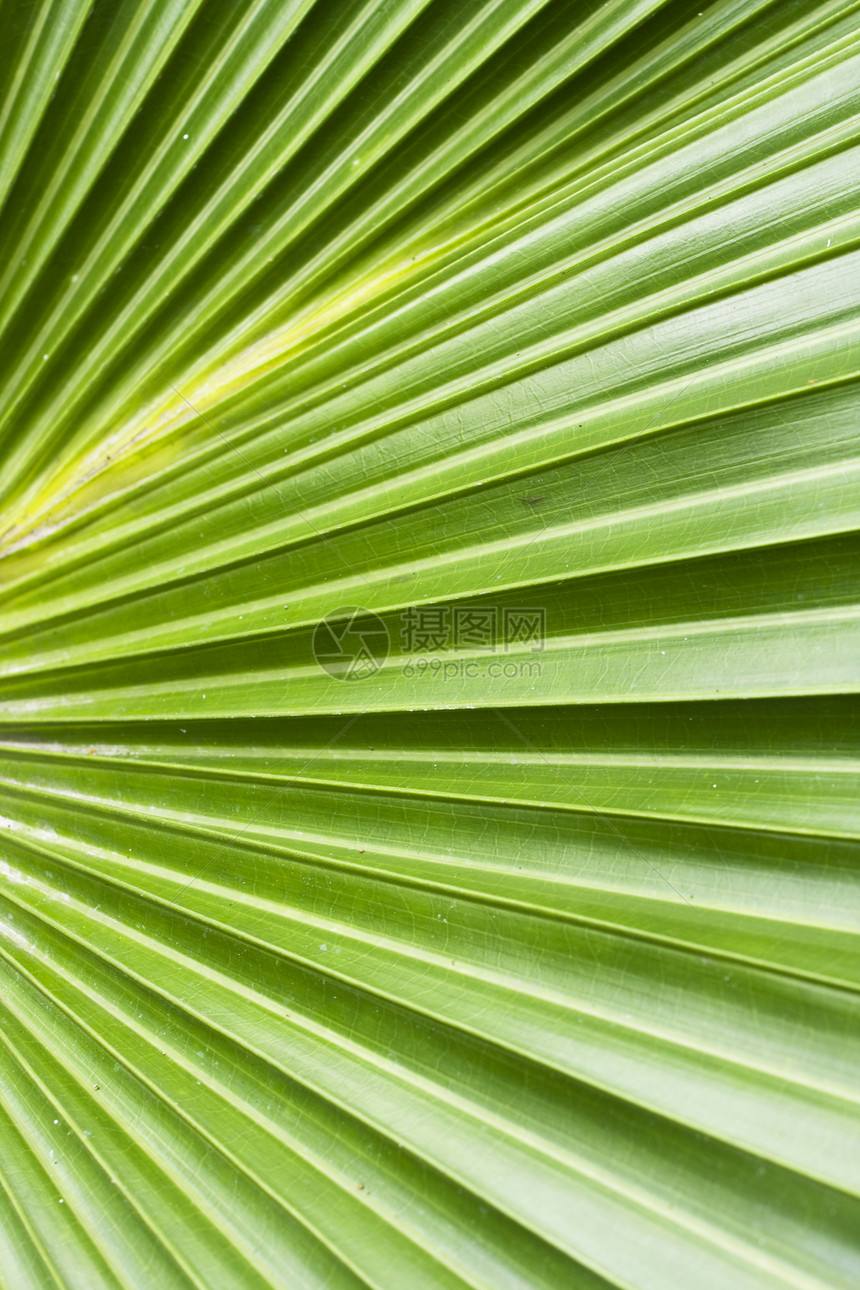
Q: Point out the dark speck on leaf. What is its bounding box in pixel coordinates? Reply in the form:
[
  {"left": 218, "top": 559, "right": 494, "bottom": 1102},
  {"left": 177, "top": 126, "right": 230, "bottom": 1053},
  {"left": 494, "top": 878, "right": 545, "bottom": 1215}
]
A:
[{"left": 519, "top": 496, "right": 546, "bottom": 507}]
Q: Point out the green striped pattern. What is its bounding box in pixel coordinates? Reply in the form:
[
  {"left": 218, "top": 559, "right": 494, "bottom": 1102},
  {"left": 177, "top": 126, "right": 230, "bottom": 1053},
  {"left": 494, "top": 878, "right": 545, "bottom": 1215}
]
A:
[{"left": 1, "top": 2, "right": 859, "bottom": 1286}]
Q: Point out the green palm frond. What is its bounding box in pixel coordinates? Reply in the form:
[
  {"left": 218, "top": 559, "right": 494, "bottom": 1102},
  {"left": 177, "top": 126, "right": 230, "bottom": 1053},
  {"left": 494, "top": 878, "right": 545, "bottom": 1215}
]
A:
[{"left": 1, "top": 2, "right": 859, "bottom": 1287}]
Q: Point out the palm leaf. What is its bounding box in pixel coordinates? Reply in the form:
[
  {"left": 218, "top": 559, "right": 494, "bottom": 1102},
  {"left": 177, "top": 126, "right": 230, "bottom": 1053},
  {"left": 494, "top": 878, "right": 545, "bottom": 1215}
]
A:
[{"left": 1, "top": 2, "right": 858, "bottom": 1286}]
